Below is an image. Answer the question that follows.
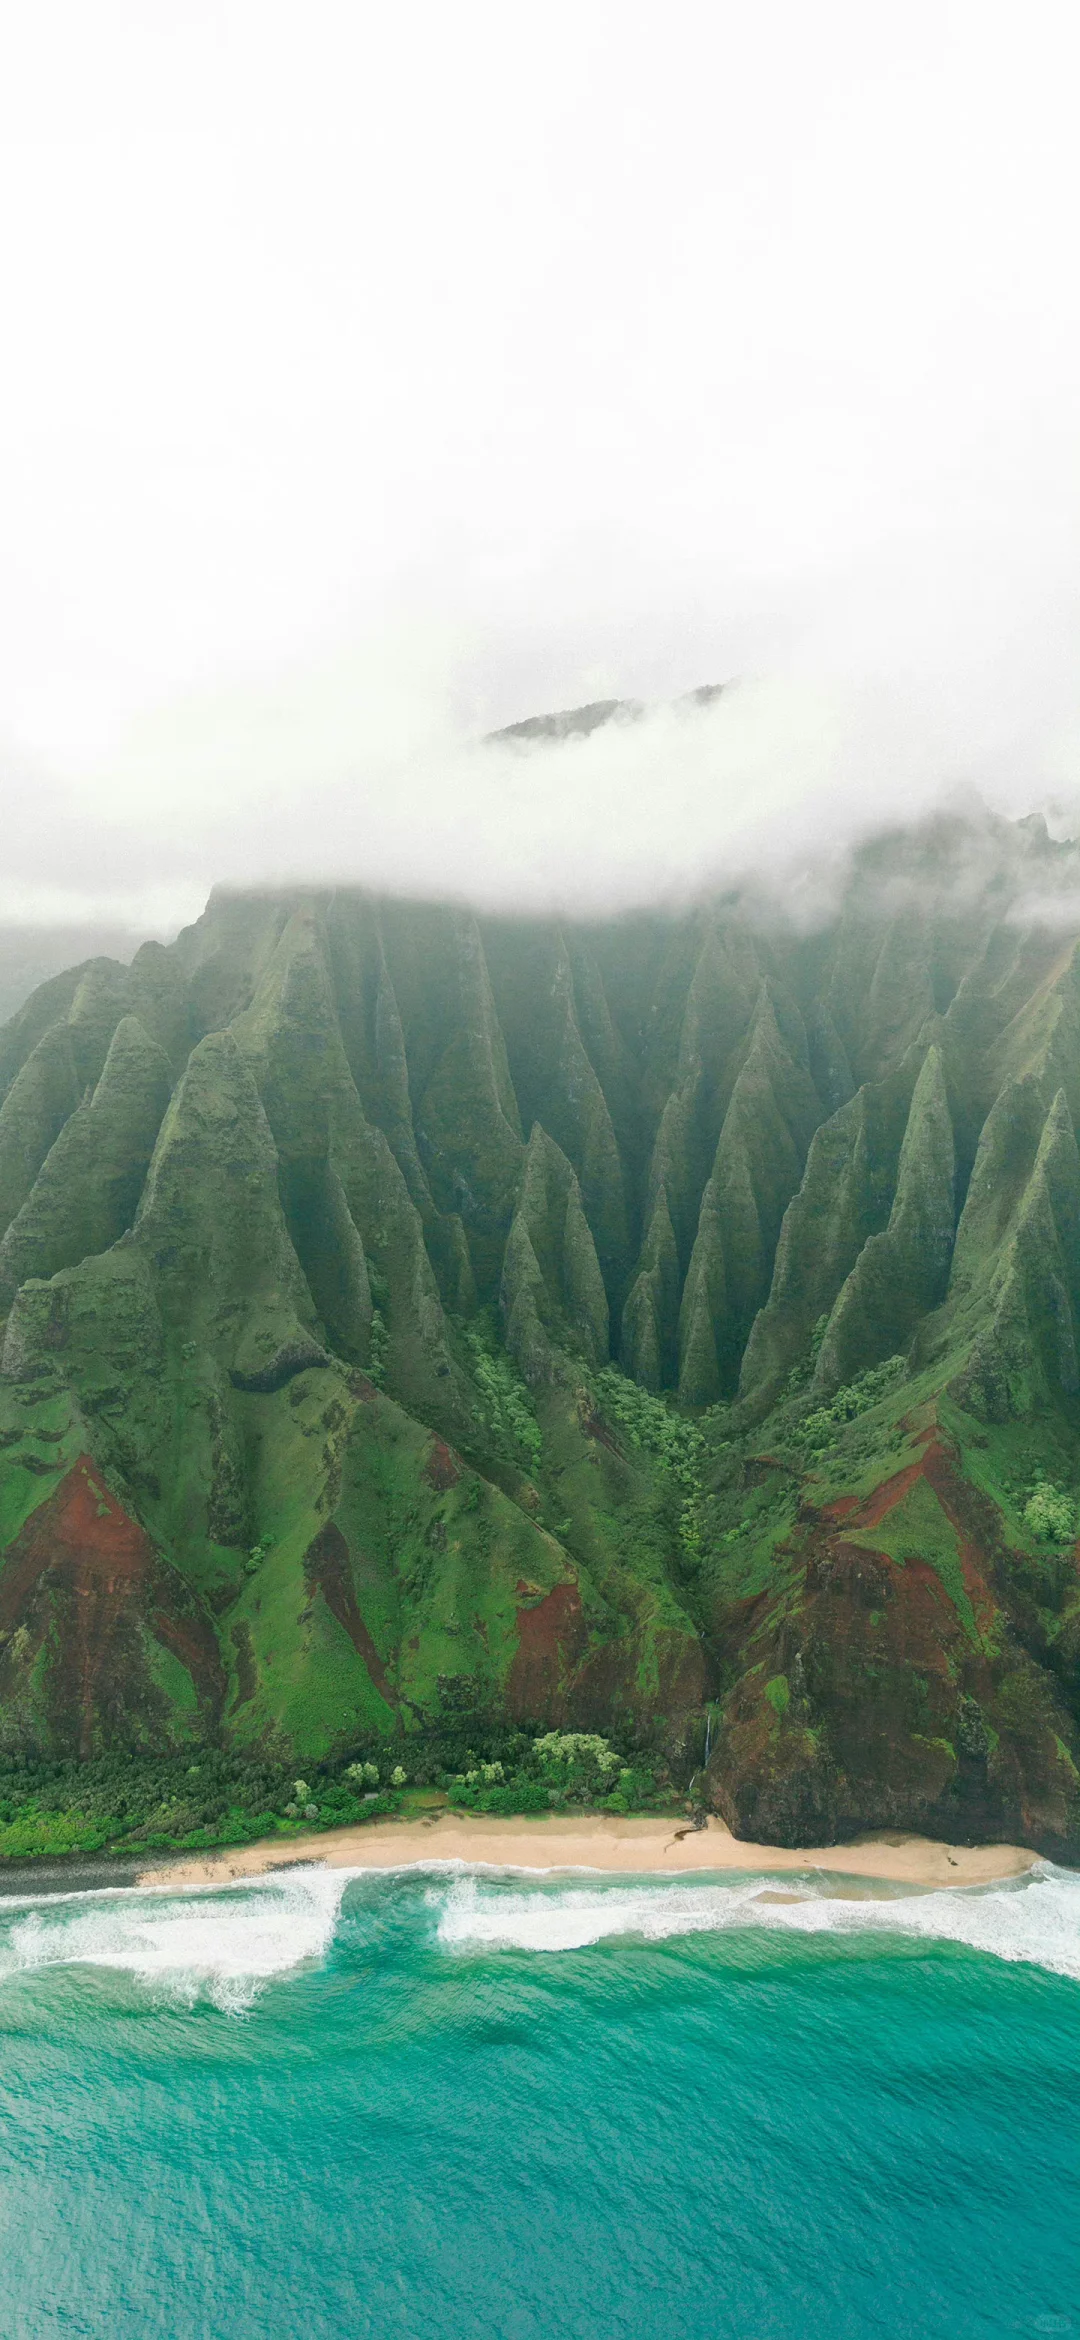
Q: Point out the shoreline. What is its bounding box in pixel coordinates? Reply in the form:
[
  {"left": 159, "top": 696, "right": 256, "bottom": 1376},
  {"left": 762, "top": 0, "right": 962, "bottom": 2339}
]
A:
[{"left": 138, "top": 1811, "right": 1038, "bottom": 1893}]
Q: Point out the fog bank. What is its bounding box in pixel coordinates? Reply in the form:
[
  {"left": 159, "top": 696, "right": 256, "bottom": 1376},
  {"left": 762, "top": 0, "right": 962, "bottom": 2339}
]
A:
[{"left": 2, "top": 1, "right": 1079, "bottom": 931}]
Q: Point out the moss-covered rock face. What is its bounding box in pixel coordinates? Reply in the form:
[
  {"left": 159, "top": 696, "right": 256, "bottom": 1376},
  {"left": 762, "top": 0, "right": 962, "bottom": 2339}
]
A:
[{"left": 2, "top": 808, "right": 1080, "bottom": 1852}]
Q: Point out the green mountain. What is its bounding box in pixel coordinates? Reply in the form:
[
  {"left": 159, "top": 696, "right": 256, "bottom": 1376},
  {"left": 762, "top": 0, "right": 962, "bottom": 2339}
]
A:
[{"left": 2, "top": 806, "right": 1080, "bottom": 1854}]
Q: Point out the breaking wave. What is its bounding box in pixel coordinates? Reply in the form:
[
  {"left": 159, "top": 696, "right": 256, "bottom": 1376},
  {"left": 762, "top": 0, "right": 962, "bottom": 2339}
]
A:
[
  {"left": 0, "top": 1865, "right": 353, "bottom": 2011},
  {"left": 1, "top": 1856, "right": 1078, "bottom": 2012},
  {"left": 432, "top": 1861, "right": 1080, "bottom": 1981}
]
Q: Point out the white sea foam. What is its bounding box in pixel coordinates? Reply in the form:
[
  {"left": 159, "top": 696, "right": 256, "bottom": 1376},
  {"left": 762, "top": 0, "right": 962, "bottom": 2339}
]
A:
[
  {"left": 0, "top": 1866, "right": 353, "bottom": 2011},
  {"left": 2, "top": 1857, "right": 1078, "bottom": 2010},
  {"left": 433, "top": 1864, "right": 1080, "bottom": 1982}
]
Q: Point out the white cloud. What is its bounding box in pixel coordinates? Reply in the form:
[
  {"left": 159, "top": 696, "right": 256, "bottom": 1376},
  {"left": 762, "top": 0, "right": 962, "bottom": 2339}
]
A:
[
  {"left": 2, "top": 653, "right": 1075, "bottom": 934},
  {"left": 0, "top": 0, "right": 1079, "bottom": 926}
]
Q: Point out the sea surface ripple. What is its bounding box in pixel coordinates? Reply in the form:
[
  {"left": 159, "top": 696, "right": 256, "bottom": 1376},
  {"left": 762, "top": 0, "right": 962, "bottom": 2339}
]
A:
[{"left": 1, "top": 1860, "right": 1077, "bottom": 2338}]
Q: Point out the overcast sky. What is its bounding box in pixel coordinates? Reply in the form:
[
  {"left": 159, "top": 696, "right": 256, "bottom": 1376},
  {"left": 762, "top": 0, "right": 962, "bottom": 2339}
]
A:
[{"left": 2, "top": 0, "right": 1079, "bottom": 928}]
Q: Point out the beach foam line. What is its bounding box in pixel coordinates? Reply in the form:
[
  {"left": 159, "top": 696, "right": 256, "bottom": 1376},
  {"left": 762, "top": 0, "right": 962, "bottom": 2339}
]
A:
[
  {"left": 0, "top": 1865, "right": 352, "bottom": 2011},
  {"left": 3, "top": 1857, "right": 1078, "bottom": 2008},
  {"left": 432, "top": 1863, "right": 1080, "bottom": 1981}
]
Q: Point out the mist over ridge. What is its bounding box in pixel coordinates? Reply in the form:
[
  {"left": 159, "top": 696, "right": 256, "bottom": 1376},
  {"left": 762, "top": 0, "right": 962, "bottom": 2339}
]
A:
[{"left": 3, "top": 663, "right": 1080, "bottom": 954}]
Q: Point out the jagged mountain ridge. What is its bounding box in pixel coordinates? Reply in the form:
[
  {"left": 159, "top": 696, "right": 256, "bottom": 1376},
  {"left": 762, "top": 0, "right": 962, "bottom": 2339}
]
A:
[{"left": 2, "top": 805, "right": 1080, "bottom": 1852}]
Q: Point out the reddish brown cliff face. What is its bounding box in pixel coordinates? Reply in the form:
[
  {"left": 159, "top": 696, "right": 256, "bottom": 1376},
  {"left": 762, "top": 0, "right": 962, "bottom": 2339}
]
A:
[
  {"left": 709, "top": 1419, "right": 1080, "bottom": 1853},
  {"left": 0, "top": 1459, "right": 223, "bottom": 1755}
]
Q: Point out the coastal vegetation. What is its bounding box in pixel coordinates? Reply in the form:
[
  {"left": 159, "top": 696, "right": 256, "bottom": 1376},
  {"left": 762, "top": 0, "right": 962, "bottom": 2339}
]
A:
[{"left": 0, "top": 1727, "right": 670, "bottom": 1864}]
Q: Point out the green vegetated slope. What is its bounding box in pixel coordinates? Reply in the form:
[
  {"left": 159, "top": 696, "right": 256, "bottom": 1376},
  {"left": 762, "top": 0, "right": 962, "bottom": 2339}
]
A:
[{"left": 2, "top": 801, "right": 1080, "bottom": 1853}]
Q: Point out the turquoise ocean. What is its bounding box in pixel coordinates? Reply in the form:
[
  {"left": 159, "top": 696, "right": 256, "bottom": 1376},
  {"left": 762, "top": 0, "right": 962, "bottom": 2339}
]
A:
[{"left": 1, "top": 1859, "right": 1078, "bottom": 2339}]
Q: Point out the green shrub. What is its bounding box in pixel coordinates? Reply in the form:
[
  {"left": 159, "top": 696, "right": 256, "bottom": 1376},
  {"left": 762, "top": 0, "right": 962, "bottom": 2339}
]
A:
[
  {"left": 534, "top": 1730, "right": 621, "bottom": 1799},
  {"left": 593, "top": 1367, "right": 705, "bottom": 1554},
  {"left": 447, "top": 1776, "right": 549, "bottom": 1815},
  {"left": 368, "top": 1309, "right": 389, "bottom": 1390},
  {"left": 534, "top": 1730, "right": 619, "bottom": 1772},
  {"left": 439, "top": 1730, "right": 659, "bottom": 1813},
  {"left": 787, "top": 1314, "right": 830, "bottom": 1393},
  {"left": 465, "top": 1325, "right": 542, "bottom": 1469},
  {"left": 486, "top": 1780, "right": 549, "bottom": 1814},
  {"left": 790, "top": 1355, "right": 907, "bottom": 1453},
  {"left": 606, "top": 1765, "right": 652, "bottom": 1807},
  {"left": 1023, "top": 1481, "right": 1076, "bottom": 1545}
]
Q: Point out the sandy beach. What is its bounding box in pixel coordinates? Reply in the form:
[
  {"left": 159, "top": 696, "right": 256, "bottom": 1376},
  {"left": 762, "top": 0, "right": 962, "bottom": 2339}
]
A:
[{"left": 139, "top": 1810, "right": 1037, "bottom": 1892}]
